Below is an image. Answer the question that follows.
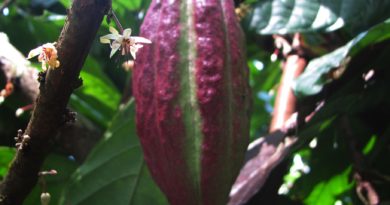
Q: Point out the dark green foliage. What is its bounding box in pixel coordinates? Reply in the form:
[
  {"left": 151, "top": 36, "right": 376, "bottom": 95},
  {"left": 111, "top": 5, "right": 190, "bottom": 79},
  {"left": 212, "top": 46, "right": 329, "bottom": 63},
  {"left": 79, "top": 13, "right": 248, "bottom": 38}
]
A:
[
  {"left": 244, "top": 0, "right": 390, "bottom": 35},
  {"left": 59, "top": 101, "right": 168, "bottom": 205}
]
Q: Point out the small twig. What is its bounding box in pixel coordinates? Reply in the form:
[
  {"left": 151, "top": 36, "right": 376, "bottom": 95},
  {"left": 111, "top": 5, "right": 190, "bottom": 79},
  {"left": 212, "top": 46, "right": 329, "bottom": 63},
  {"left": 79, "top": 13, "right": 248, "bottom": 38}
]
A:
[
  {"left": 342, "top": 116, "right": 380, "bottom": 205},
  {"left": 38, "top": 170, "right": 57, "bottom": 205},
  {"left": 38, "top": 170, "right": 57, "bottom": 193},
  {"left": 38, "top": 170, "right": 57, "bottom": 177},
  {"left": 15, "top": 134, "right": 30, "bottom": 151},
  {"left": 0, "top": 81, "right": 14, "bottom": 104},
  {"left": 269, "top": 33, "right": 307, "bottom": 132},
  {"left": 15, "top": 104, "right": 34, "bottom": 117},
  {"left": 355, "top": 173, "right": 379, "bottom": 205},
  {"left": 0, "top": 0, "right": 15, "bottom": 14},
  {"left": 108, "top": 8, "right": 124, "bottom": 34}
]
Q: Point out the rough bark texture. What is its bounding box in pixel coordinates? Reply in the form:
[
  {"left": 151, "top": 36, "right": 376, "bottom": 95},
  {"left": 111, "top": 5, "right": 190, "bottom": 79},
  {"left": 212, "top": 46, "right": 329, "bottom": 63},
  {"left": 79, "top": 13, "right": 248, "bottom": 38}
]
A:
[
  {"left": 0, "top": 0, "right": 110, "bottom": 204},
  {"left": 228, "top": 96, "right": 325, "bottom": 205},
  {"left": 133, "top": 0, "right": 251, "bottom": 204},
  {"left": 229, "top": 131, "right": 297, "bottom": 205}
]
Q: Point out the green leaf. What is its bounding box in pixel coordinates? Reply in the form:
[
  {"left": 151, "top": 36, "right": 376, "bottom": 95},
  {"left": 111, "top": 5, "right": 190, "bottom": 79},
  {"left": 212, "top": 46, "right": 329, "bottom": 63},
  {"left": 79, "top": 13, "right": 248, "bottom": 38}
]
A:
[
  {"left": 294, "top": 19, "right": 390, "bottom": 97},
  {"left": 59, "top": 100, "right": 168, "bottom": 205},
  {"left": 290, "top": 124, "right": 354, "bottom": 205},
  {"left": 31, "top": 0, "right": 58, "bottom": 9},
  {"left": 0, "top": 147, "right": 15, "bottom": 180},
  {"left": 114, "top": 0, "right": 142, "bottom": 11},
  {"left": 110, "top": 0, "right": 149, "bottom": 31},
  {"left": 363, "top": 135, "right": 377, "bottom": 155},
  {"left": 59, "top": 0, "right": 71, "bottom": 8},
  {"left": 70, "top": 57, "right": 120, "bottom": 128},
  {"left": 0, "top": 11, "right": 64, "bottom": 54},
  {"left": 304, "top": 168, "right": 353, "bottom": 205},
  {"left": 246, "top": 42, "right": 282, "bottom": 139},
  {"left": 246, "top": 0, "right": 390, "bottom": 34}
]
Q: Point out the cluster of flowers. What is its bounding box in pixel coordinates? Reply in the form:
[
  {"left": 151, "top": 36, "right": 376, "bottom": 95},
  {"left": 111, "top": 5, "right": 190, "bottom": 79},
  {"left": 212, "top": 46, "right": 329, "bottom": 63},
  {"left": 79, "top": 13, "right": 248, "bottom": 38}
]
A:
[
  {"left": 27, "top": 42, "right": 60, "bottom": 70},
  {"left": 27, "top": 26, "right": 151, "bottom": 70}
]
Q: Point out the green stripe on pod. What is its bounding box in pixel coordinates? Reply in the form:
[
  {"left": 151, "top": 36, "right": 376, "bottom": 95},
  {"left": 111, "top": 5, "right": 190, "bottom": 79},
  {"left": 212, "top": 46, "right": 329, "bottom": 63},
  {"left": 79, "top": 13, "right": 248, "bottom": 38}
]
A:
[{"left": 133, "top": 0, "right": 251, "bottom": 204}]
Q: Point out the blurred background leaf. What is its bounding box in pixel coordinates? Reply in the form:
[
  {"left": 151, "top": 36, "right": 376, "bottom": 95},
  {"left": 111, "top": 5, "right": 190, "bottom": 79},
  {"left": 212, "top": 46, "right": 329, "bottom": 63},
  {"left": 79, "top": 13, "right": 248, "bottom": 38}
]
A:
[
  {"left": 294, "top": 19, "right": 390, "bottom": 97},
  {"left": 0, "top": 147, "right": 15, "bottom": 180},
  {"left": 59, "top": 100, "right": 168, "bottom": 205},
  {"left": 244, "top": 0, "right": 390, "bottom": 35},
  {"left": 70, "top": 57, "right": 120, "bottom": 128}
]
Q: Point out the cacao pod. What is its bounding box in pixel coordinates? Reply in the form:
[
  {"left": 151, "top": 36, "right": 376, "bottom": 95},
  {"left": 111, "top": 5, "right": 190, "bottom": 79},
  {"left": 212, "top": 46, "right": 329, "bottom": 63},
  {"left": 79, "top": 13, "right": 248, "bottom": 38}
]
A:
[{"left": 133, "top": 0, "right": 251, "bottom": 204}]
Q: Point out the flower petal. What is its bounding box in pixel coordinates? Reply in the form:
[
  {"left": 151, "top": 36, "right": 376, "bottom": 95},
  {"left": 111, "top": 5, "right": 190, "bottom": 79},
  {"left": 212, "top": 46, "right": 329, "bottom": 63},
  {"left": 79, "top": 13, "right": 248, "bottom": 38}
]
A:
[
  {"left": 48, "top": 58, "right": 60, "bottom": 69},
  {"left": 130, "top": 44, "right": 144, "bottom": 59},
  {"left": 132, "top": 36, "right": 152, "bottom": 44},
  {"left": 130, "top": 46, "right": 137, "bottom": 59},
  {"left": 41, "top": 61, "right": 47, "bottom": 71},
  {"left": 100, "top": 37, "right": 111, "bottom": 44},
  {"left": 27, "top": 47, "right": 42, "bottom": 59},
  {"left": 100, "top": 33, "right": 120, "bottom": 44},
  {"left": 110, "top": 42, "right": 121, "bottom": 58},
  {"left": 110, "top": 40, "right": 122, "bottom": 48},
  {"left": 109, "top": 26, "right": 119, "bottom": 35},
  {"left": 123, "top": 28, "right": 132, "bottom": 38},
  {"left": 135, "top": 44, "right": 144, "bottom": 49},
  {"left": 116, "top": 36, "right": 124, "bottom": 44},
  {"left": 42, "top": 42, "right": 56, "bottom": 49}
]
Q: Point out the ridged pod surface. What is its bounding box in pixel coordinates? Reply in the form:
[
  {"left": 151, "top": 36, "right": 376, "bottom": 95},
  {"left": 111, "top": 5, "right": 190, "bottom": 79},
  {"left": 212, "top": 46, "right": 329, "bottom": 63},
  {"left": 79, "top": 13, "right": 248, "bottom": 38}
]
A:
[{"left": 133, "top": 0, "right": 251, "bottom": 204}]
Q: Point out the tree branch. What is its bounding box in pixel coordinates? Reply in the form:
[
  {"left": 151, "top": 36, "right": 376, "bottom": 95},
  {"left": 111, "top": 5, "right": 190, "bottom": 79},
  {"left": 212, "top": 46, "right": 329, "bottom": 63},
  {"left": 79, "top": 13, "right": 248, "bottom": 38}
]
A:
[
  {"left": 228, "top": 102, "right": 323, "bottom": 205},
  {"left": 269, "top": 34, "right": 306, "bottom": 132},
  {"left": 0, "top": 0, "right": 110, "bottom": 204},
  {"left": 229, "top": 131, "right": 297, "bottom": 205},
  {"left": 228, "top": 34, "right": 308, "bottom": 205}
]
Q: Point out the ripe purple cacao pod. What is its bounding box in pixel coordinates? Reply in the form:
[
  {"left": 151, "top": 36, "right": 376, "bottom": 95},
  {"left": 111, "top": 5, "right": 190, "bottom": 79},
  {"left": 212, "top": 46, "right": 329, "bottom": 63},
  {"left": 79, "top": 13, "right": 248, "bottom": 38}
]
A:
[{"left": 133, "top": 0, "right": 251, "bottom": 204}]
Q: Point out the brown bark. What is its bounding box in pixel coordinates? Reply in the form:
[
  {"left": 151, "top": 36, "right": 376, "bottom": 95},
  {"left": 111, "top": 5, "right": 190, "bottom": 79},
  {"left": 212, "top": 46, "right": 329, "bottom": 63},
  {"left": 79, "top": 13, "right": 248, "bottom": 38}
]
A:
[
  {"left": 269, "top": 55, "right": 306, "bottom": 132},
  {"left": 229, "top": 34, "right": 307, "bottom": 204},
  {"left": 0, "top": 0, "right": 110, "bottom": 204},
  {"left": 228, "top": 131, "right": 297, "bottom": 205},
  {"left": 228, "top": 101, "right": 324, "bottom": 205}
]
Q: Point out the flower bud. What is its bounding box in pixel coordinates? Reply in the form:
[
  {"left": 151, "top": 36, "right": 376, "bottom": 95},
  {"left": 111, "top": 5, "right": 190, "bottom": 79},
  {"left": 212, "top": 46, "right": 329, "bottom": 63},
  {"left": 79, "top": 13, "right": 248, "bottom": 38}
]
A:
[{"left": 40, "top": 192, "right": 51, "bottom": 205}]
